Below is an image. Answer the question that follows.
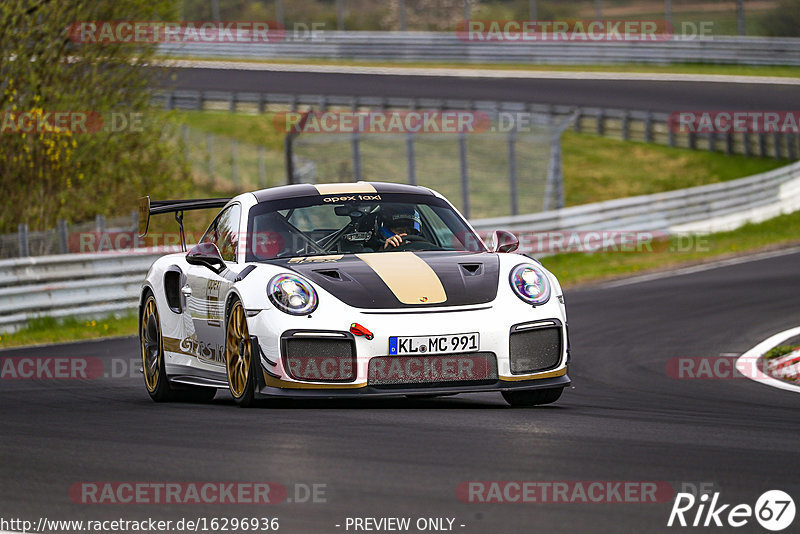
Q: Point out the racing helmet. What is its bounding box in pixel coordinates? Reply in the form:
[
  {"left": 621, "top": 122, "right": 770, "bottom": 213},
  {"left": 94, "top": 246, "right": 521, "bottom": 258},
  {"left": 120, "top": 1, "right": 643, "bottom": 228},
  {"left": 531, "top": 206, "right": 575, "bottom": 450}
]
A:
[{"left": 378, "top": 205, "right": 422, "bottom": 239}]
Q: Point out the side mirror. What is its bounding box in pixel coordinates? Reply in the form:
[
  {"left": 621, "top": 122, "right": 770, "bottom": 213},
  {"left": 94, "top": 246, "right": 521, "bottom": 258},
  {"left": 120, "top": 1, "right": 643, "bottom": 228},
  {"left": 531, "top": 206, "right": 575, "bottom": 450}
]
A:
[
  {"left": 490, "top": 230, "right": 519, "bottom": 253},
  {"left": 186, "top": 242, "right": 226, "bottom": 273}
]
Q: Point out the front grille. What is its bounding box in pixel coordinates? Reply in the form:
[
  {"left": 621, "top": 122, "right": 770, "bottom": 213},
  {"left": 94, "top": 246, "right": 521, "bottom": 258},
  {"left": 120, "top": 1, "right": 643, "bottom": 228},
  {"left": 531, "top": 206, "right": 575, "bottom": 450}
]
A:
[
  {"left": 509, "top": 326, "right": 562, "bottom": 374},
  {"left": 283, "top": 336, "right": 356, "bottom": 382},
  {"left": 368, "top": 352, "right": 497, "bottom": 387}
]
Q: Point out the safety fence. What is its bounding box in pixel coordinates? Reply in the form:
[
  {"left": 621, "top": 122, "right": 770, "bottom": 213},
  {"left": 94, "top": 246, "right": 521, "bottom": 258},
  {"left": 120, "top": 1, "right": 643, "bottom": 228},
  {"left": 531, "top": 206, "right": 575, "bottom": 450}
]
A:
[{"left": 153, "top": 90, "right": 800, "bottom": 161}]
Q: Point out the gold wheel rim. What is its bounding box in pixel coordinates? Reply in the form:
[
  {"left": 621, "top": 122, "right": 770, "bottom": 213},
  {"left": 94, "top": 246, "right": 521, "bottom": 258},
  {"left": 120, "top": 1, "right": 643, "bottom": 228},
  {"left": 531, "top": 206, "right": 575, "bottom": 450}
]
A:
[
  {"left": 140, "top": 296, "right": 160, "bottom": 392},
  {"left": 225, "top": 302, "right": 251, "bottom": 398}
]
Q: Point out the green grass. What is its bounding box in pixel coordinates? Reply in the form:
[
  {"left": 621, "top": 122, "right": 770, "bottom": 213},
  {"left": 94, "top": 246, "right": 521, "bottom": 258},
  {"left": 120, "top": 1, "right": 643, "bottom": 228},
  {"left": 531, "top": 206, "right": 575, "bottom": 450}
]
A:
[
  {"left": 176, "top": 110, "right": 285, "bottom": 151},
  {"left": 0, "top": 314, "right": 139, "bottom": 349},
  {"left": 561, "top": 131, "right": 785, "bottom": 205},
  {"left": 764, "top": 345, "right": 799, "bottom": 359},
  {"left": 542, "top": 209, "right": 800, "bottom": 286},
  {"left": 177, "top": 57, "right": 800, "bottom": 79}
]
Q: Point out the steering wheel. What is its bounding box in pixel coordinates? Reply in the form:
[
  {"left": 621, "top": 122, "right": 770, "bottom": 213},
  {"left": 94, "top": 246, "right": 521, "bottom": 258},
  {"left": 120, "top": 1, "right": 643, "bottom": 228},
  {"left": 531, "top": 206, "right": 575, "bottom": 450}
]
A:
[{"left": 400, "top": 235, "right": 427, "bottom": 242}]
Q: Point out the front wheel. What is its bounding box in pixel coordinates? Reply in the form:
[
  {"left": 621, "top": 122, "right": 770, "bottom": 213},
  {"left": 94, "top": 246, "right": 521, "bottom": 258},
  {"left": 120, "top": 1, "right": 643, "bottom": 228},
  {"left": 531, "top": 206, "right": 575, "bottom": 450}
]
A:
[
  {"left": 502, "top": 387, "right": 563, "bottom": 407},
  {"left": 225, "top": 298, "right": 257, "bottom": 407}
]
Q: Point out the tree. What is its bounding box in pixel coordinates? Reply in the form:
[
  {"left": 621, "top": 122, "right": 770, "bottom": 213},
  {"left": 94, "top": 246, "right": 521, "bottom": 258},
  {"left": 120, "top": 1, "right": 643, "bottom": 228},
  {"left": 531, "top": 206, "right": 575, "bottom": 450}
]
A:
[{"left": 0, "top": 0, "right": 189, "bottom": 233}]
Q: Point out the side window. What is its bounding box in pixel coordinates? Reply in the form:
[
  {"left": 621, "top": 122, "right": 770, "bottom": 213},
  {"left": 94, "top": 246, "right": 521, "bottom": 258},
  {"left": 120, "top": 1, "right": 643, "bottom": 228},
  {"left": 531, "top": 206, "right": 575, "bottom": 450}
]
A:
[{"left": 200, "top": 204, "right": 241, "bottom": 262}]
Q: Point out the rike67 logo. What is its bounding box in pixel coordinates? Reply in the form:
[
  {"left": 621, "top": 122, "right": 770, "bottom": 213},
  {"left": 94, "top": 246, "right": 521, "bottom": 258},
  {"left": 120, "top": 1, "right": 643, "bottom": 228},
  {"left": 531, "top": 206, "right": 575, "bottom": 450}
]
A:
[{"left": 668, "top": 490, "right": 795, "bottom": 531}]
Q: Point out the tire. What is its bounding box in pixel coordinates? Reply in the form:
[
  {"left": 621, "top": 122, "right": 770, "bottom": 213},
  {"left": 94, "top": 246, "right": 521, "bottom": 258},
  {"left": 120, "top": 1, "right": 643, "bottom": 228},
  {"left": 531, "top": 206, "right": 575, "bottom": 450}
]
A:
[
  {"left": 502, "top": 387, "right": 563, "bottom": 407},
  {"left": 225, "top": 298, "right": 257, "bottom": 407},
  {"left": 140, "top": 291, "right": 216, "bottom": 403}
]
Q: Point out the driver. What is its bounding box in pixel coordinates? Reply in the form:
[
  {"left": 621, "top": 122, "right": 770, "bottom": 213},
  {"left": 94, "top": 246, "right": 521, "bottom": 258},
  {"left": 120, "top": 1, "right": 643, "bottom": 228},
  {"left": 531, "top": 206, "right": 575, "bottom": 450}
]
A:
[{"left": 376, "top": 205, "right": 432, "bottom": 250}]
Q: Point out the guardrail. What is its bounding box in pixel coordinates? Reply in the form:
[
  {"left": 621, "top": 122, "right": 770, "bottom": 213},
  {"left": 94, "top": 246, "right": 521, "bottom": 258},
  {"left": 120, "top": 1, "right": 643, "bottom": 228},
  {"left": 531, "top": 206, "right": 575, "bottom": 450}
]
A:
[
  {"left": 0, "top": 250, "right": 168, "bottom": 332},
  {"left": 153, "top": 90, "right": 800, "bottom": 160},
  {"left": 157, "top": 33, "right": 800, "bottom": 66},
  {"left": 3, "top": 160, "right": 800, "bottom": 333}
]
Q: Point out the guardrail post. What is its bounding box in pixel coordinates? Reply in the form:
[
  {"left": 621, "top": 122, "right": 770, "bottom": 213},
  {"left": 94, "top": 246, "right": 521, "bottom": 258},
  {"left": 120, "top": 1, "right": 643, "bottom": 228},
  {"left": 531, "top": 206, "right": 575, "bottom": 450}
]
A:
[
  {"left": 644, "top": 112, "right": 653, "bottom": 143},
  {"left": 206, "top": 134, "right": 214, "bottom": 177},
  {"left": 758, "top": 133, "right": 767, "bottom": 157},
  {"left": 231, "top": 140, "right": 239, "bottom": 186},
  {"left": 459, "top": 131, "right": 470, "bottom": 219},
  {"left": 228, "top": 92, "right": 236, "bottom": 112},
  {"left": 707, "top": 132, "right": 715, "bottom": 153},
  {"left": 257, "top": 93, "right": 265, "bottom": 114},
  {"left": 406, "top": 132, "right": 416, "bottom": 185},
  {"left": 688, "top": 131, "right": 696, "bottom": 150},
  {"left": 165, "top": 91, "right": 174, "bottom": 110},
  {"left": 351, "top": 97, "right": 361, "bottom": 180},
  {"left": 508, "top": 129, "right": 518, "bottom": 216},
  {"left": 725, "top": 133, "right": 733, "bottom": 155},
  {"left": 198, "top": 91, "right": 205, "bottom": 111},
  {"left": 573, "top": 108, "right": 582, "bottom": 133},
  {"left": 668, "top": 126, "right": 675, "bottom": 147},
  {"left": 621, "top": 111, "right": 630, "bottom": 140},
  {"left": 258, "top": 146, "right": 266, "bottom": 186},
  {"left": 352, "top": 133, "right": 362, "bottom": 180},
  {"left": 57, "top": 219, "right": 69, "bottom": 254},
  {"left": 774, "top": 133, "right": 782, "bottom": 160},
  {"left": 787, "top": 134, "right": 796, "bottom": 161},
  {"left": 743, "top": 133, "right": 751, "bottom": 157},
  {"left": 130, "top": 210, "right": 138, "bottom": 249},
  {"left": 17, "top": 224, "right": 29, "bottom": 257},
  {"left": 181, "top": 124, "right": 189, "bottom": 163},
  {"left": 596, "top": 109, "right": 605, "bottom": 136},
  {"left": 95, "top": 215, "right": 105, "bottom": 252},
  {"left": 289, "top": 94, "right": 297, "bottom": 112}
]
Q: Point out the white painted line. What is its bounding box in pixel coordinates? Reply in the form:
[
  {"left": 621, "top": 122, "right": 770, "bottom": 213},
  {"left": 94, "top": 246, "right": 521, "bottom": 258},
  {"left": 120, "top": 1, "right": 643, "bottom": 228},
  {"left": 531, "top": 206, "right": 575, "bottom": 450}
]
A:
[
  {"left": 595, "top": 245, "right": 800, "bottom": 289},
  {"left": 736, "top": 326, "right": 800, "bottom": 393},
  {"left": 160, "top": 59, "right": 800, "bottom": 86}
]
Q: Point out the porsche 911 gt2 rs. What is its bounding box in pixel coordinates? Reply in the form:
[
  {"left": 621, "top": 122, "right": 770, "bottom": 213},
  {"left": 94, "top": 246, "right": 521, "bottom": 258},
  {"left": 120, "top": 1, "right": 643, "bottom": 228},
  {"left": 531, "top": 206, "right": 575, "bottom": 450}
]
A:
[{"left": 137, "top": 182, "right": 570, "bottom": 407}]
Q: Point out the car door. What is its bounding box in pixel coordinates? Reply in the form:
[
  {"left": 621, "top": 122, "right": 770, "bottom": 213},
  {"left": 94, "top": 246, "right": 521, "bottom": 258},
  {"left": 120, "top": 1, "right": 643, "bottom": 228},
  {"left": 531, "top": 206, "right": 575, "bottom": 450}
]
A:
[{"left": 184, "top": 203, "right": 241, "bottom": 367}]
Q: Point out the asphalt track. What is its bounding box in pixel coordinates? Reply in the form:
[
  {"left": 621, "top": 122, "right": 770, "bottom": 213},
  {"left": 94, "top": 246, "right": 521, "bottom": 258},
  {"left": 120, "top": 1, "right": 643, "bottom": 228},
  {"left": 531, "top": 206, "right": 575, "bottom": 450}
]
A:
[
  {"left": 2, "top": 249, "right": 799, "bottom": 533},
  {"left": 167, "top": 67, "right": 800, "bottom": 112}
]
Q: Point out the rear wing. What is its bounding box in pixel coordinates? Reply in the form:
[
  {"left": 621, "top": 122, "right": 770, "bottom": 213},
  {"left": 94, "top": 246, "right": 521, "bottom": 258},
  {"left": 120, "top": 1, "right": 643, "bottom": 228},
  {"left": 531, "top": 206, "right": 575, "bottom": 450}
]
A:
[{"left": 138, "top": 196, "right": 232, "bottom": 250}]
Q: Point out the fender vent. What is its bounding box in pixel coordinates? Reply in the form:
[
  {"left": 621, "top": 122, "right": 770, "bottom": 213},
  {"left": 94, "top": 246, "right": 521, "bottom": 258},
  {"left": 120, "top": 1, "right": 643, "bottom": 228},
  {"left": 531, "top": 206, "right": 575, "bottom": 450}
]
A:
[{"left": 459, "top": 263, "right": 483, "bottom": 276}]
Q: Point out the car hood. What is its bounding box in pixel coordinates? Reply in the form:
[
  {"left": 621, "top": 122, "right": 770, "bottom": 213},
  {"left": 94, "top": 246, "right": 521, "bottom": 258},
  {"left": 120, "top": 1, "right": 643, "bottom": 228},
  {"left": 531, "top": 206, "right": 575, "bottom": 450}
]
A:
[{"left": 281, "top": 251, "right": 499, "bottom": 309}]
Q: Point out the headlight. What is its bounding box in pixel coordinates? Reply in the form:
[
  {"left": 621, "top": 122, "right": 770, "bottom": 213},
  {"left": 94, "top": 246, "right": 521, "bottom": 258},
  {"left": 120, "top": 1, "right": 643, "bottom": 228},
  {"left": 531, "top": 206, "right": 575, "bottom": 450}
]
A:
[
  {"left": 509, "top": 264, "right": 551, "bottom": 306},
  {"left": 267, "top": 274, "right": 318, "bottom": 315}
]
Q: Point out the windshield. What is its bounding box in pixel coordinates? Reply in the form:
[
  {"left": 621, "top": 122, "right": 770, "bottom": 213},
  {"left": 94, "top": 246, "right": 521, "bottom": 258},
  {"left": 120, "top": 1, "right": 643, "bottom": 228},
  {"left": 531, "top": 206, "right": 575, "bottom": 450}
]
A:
[{"left": 246, "top": 192, "right": 486, "bottom": 261}]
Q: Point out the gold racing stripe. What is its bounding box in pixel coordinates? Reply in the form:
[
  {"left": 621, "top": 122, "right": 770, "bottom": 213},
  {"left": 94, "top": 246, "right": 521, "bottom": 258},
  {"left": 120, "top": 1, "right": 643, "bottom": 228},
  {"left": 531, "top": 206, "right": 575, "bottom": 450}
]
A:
[
  {"left": 263, "top": 372, "right": 367, "bottom": 389},
  {"left": 356, "top": 252, "right": 447, "bottom": 305},
  {"left": 163, "top": 336, "right": 192, "bottom": 356},
  {"left": 313, "top": 183, "right": 377, "bottom": 195},
  {"left": 499, "top": 367, "right": 567, "bottom": 381}
]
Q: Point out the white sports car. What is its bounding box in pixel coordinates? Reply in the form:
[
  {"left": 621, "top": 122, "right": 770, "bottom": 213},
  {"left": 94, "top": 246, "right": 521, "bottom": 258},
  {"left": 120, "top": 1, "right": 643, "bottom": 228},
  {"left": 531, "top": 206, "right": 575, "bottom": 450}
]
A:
[{"left": 137, "top": 182, "right": 570, "bottom": 407}]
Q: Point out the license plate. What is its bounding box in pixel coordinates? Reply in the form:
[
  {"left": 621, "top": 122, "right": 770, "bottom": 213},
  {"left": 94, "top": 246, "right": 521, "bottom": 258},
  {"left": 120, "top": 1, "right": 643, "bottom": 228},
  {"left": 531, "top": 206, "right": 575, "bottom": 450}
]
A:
[{"left": 389, "top": 333, "right": 480, "bottom": 355}]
